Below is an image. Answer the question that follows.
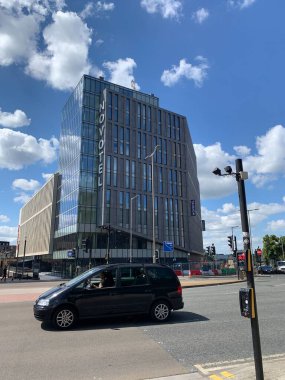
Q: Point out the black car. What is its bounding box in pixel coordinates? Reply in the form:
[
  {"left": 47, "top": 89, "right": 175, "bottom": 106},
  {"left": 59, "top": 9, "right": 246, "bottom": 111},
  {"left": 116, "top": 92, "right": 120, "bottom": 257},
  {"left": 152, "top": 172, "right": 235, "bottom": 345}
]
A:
[
  {"left": 33, "top": 263, "right": 184, "bottom": 329},
  {"left": 257, "top": 265, "right": 273, "bottom": 274}
]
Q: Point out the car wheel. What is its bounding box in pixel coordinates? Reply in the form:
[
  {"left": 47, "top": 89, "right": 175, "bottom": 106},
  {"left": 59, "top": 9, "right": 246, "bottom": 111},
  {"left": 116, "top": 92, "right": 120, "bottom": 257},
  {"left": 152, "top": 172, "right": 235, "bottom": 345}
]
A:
[
  {"left": 150, "top": 301, "right": 171, "bottom": 322},
  {"left": 52, "top": 306, "right": 77, "bottom": 329}
]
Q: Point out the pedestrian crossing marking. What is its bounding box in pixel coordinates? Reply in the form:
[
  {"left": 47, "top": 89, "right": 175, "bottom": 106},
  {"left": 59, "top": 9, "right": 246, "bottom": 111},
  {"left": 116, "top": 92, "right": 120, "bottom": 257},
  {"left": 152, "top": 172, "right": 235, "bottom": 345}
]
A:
[{"left": 220, "top": 371, "right": 235, "bottom": 378}]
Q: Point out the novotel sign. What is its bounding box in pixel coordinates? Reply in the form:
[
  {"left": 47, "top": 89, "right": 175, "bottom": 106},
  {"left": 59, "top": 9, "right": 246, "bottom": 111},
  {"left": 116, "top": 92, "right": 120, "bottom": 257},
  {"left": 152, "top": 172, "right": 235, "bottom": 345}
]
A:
[{"left": 98, "top": 92, "right": 106, "bottom": 187}]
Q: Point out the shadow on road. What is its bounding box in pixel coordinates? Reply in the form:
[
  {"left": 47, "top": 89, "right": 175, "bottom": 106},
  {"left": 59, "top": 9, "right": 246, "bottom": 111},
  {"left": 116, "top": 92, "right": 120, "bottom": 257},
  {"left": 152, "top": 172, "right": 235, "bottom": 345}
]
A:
[{"left": 41, "top": 311, "right": 208, "bottom": 332}]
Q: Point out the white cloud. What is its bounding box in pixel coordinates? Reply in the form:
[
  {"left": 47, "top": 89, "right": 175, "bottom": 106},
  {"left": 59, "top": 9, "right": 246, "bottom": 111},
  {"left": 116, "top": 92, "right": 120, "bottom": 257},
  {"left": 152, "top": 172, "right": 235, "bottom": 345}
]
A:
[
  {"left": 95, "top": 39, "right": 104, "bottom": 47},
  {"left": 0, "top": 128, "right": 59, "bottom": 170},
  {"left": 0, "top": 214, "right": 9, "bottom": 223},
  {"left": 42, "top": 172, "right": 53, "bottom": 181},
  {"left": 0, "top": 9, "right": 41, "bottom": 66},
  {"left": 12, "top": 178, "right": 41, "bottom": 191},
  {"left": 26, "top": 11, "right": 92, "bottom": 90},
  {"left": 80, "top": 2, "right": 95, "bottom": 19},
  {"left": 95, "top": 1, "right": 115, "bottom": 12},
  {"left": 194, "top": 142, "right": 237, "bottom": 199},
  {"left": 0, "top": 225, "right": 18, "bottom": 243},
  {"left": 192, "top": 8, "right": 209, "bottom": 24},
  {"left": 140, "top": 0, "right": 182, "bottom": 20},
  {"left": 103, "top": 57, "right": 140, "bottom": 90},
  {"left": 0, "top": 108, "right": 31, "bottom": 128},
  {"left": 228, "top": 0, "right": 256, "bottom": 10},
  {"left": 267, "top": 219, "right": 285, "bottom": 231},
  {"left": 196, "top": 125, "right": 285, "bottom": 200},
  {"left": 13, "top": 193, "right": 33, "bottom": 204},
  {"left": 233, "top": 145, "right": 251, "bottom": 156},
  {"left": 161, "top": 57, "right": 209, "bottom": 87}
]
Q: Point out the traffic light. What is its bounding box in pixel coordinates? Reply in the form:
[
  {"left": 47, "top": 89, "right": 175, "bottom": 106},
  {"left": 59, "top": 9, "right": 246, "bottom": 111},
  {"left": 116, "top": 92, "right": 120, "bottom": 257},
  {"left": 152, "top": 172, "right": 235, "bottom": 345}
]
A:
[
  {"left": 206, "top": 246, "right": 210, "bottom": 255},
  {"left": 211, "top": 245, "right": 216, "bottom": 255},
  {"left": 155, "top": 249, "right": 159, "bottom": 262},
  {"left": 227, "top": 236, "right": 233, "bottom": 249},
  {"left": 82, "top": 239, "right": 87, "bottom": 252}
]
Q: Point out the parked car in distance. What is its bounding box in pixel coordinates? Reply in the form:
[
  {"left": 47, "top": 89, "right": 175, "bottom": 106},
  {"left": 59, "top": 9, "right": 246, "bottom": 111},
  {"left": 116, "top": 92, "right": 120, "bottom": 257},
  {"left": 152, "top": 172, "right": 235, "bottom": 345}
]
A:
[
  {"left": 276, "top": 261, "right": 285, "bottom": 274},
  {"left": 257, "top": 265, "right": 273, "bottom": 274},
  {"left": 33, "top": 263, "right": 184, "bottom": 330}
]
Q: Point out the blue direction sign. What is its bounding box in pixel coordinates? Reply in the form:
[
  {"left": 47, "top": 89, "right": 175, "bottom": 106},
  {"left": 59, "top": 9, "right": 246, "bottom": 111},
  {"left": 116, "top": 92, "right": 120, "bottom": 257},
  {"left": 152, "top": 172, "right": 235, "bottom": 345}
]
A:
[
  {"left": 163, "top": 241, "right": 174, "bottom": 252},
  {"left": 67, "top": 250, "right": 75, "bottom": 258}
]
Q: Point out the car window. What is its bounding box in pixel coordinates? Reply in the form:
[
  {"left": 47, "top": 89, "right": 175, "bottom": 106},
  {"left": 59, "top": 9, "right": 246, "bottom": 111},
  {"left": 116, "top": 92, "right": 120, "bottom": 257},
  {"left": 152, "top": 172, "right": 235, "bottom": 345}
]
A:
[
  {"left": 84, "top": 268, "right": 117, "bottom": 289},
  {"left": 119, "top": 266, "right": 147, "bottom": 287},
  {"left": 146, "top": 267, "right": 177, "bottom": 285}
]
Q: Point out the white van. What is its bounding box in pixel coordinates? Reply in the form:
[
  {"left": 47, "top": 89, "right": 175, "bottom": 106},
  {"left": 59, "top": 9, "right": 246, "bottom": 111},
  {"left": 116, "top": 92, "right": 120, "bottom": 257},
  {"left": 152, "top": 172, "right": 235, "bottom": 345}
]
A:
[{"left": 276, "top": 261, "right": 285, "bottom": 273}]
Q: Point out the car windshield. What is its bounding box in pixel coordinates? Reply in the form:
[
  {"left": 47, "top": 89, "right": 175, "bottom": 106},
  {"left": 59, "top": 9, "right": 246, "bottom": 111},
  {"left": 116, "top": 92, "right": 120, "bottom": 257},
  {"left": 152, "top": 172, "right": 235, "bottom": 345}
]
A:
[
  {"left": 64, "top": 267, "right": 104, "bottom": 287},
  {"left": 277, "top": 261, "right": 285, "bottom": 266}
]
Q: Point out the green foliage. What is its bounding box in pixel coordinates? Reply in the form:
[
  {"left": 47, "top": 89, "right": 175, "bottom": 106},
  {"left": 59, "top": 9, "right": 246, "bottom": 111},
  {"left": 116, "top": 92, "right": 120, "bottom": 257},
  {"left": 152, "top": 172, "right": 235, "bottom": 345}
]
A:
[{"left": 262, "top": 234, "right": 285, "bottom": 264}]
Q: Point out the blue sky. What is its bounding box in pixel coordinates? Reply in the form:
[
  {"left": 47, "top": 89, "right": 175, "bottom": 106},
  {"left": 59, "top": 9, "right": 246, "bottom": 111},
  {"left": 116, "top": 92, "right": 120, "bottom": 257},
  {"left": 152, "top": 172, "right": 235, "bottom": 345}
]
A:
[{"left": 1, "top": 0, "right": 285, "bottom": 255}]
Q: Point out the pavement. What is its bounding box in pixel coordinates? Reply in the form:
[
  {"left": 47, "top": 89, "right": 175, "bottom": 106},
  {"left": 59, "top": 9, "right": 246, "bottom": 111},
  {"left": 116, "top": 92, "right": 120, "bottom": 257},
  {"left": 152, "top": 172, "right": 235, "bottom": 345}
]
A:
[{"left": 0, "top": 274, "right": 284, "bottom": 379}]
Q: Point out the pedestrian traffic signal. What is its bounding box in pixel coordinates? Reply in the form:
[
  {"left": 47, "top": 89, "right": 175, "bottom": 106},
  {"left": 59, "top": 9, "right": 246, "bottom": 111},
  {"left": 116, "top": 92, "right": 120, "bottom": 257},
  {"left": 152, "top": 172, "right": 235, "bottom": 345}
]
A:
[{"left": 227, "top": 236, "right": 233, "bottom": 249}]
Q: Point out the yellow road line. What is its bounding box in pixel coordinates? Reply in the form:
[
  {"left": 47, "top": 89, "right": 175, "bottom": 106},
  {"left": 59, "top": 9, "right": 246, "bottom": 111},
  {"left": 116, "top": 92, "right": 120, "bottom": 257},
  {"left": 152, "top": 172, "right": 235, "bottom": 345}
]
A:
[
  {"left": 209, "top": 375, "right": 223, "bottom": 380},
  {"left": 220, "top": 370, "right": 235, "bottom": 378}
]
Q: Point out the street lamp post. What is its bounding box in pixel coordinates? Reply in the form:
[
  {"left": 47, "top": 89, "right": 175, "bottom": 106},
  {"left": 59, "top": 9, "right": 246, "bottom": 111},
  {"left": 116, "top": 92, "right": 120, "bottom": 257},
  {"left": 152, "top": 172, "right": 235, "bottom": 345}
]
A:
[
  {"left": 130, "top": 194, "right": 139, "bottom": 263},
  {"left": 145, "top": 145, "right": 160, "bottom": 264}
]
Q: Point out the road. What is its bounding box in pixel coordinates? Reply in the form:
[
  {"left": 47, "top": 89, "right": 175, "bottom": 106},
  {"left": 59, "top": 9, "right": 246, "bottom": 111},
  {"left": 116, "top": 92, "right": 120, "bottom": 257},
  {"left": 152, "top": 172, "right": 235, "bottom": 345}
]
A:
[{"left": 0, "top": 275, "right": 284, "bottom": 379}]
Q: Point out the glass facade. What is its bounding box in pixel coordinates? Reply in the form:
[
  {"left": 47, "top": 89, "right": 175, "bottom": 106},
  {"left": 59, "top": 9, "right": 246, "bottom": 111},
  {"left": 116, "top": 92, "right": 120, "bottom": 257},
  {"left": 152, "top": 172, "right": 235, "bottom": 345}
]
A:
[{"left": 53, "top": 74, "right": 203, "bottom": 273}]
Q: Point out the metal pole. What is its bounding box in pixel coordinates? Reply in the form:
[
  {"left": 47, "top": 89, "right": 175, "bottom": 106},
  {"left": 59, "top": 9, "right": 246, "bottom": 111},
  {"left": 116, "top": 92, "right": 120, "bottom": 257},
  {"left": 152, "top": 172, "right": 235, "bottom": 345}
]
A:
[
  {"left": 21, "top": 237, "right": 27, "bottom": 279},
  {"left": 130, "top": 195, "right": 139, "bottom": 263},
  {"left": 236, "top": 158, "right": 264, "bottom": 380},
  {"left": 145, "top": 145, "right": 159, "bottom": 264}
]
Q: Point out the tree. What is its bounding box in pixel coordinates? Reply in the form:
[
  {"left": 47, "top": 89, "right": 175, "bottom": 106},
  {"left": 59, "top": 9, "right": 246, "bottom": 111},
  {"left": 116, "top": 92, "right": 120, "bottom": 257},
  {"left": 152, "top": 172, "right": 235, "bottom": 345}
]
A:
[{"left": 262, "top": 234, "right": 285, "bottom": 264}]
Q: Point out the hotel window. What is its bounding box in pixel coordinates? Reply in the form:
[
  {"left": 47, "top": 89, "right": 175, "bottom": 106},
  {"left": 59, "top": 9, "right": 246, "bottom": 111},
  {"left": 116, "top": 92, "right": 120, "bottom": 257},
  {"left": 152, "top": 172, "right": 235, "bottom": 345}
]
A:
[
  {"left": 137, "top": 194, "right": 142, "bottom": 232},
  {"left": 113, "top": 157, "right": 118, "bottom": 186},
  {"left": 142, "top": 133, "right": 146, "bottom": 160},
  {"left": 168, "top": 170, "right": 173, "bottom": 195},
  {"left": 172, "top": 114, "right": 176, "bottom": 139},
  {"left": 119, "top": 191, "right": 124, "bottom": 226},
  {"left": 158, "top": 138, "right": 162, "bottom": 164},
  {"left": 142, "top": 104, "right": 146, "bottom": 130},
  {"left": 173, "top": 143, "right": 177, "bottom": 168},
  {"left": 125, "top": 98, "right": 130, "bottom": 126},
  {"left": 113, "top": 124, "right": 118, "bottom": 154},
  {"left": 107, "top": 92, "right": 112, "bottom": 120},
  {"left": 143, "top": 194, "right": 147, "bottom": 233},
  {"left": 137, "top": 103, "right": 141, "bottom": 129},
  {"left": 119, "top": 126, "right": 124, "bottom": 154},
  {"left": 159, "top": 167, "right": 163, "bottom": 194},
  {"left": 173, "top": 171, "right": 178, "bottom": 196},
  {"left": 125, "top": 159, "right": 130, "bottom": 189},
  {"left": 148, "top": 164, "right": 152, "bottom": 192},
  {"left": 158, "top": 110, "right": 162, "bottom": 135},
  {"left": 179, "top": 200, "right": 185, "bottom": 247},
  {"left": 125, "top": 128, "right": 130, "bottom": 156},
  {"left": 114, "top": 94, "right": 118, "bottom": 122},
  {"left": 167, "top": 113, "right": 171, "bottom": 138},
  {"left": 147, "top": 106, "right": 151, "bottom": 132},
  {"left": 177, "top": 143, "right": 181, "bottom": 168},
  {"left": 177, "top": 116, "right": 181, "bottom": 141},
  {"left": 125, "top": 192, "right": 130, "bottom": 225},
  {"left": 178, "top": 171, "right": 182, "bottom": 197},
  {"left": 143, "top": 163, "right": 147, "bottom": 191},
  {"left": 153, "top": 136, "right": 157, "bottom": 162},
  {"left": 163, "top": 139, "right": 167, "bottom": 165},
  {"left": 155, "top": 196, "right": 158, "bottom": 237},
  {"left": 137, "top": 131, "right": 141, "bottom": 159},
  {"left": 106, "top": 156, "right": 111, "bottom": 186},
  {"left": 131, "top": 161, "right": 136, "bottom": 189}
]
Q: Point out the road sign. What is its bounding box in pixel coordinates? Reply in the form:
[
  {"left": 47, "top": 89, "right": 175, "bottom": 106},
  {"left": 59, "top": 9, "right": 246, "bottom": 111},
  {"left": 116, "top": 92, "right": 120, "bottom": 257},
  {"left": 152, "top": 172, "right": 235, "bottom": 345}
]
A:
[
  {"left": 163, "top": 241, "right": 174, "bottom": 252},
  {"left": 67, "top": 250, "right": 75, "bottom": 258}
]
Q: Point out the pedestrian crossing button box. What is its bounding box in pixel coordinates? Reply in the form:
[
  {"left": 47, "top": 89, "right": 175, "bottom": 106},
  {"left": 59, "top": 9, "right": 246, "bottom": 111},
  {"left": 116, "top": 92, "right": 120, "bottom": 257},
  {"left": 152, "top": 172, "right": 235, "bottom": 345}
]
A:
[{"left": 239, "top": 288, "right": 253, "bottom": 318}]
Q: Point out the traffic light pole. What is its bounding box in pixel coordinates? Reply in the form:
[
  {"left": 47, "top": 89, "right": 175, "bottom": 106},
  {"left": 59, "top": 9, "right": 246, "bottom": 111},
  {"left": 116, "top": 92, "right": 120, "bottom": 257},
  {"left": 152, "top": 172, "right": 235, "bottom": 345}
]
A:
[{"left": 236, "top": 159, "right": 264, "bottom": 380}]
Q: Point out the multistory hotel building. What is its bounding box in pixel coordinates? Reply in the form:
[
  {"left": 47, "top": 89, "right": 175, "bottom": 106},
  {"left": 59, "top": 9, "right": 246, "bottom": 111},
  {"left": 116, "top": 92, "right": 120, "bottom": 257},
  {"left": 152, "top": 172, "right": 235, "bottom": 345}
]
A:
[{"left": 18, "top": 75, "right": 203, "bottom": 276}]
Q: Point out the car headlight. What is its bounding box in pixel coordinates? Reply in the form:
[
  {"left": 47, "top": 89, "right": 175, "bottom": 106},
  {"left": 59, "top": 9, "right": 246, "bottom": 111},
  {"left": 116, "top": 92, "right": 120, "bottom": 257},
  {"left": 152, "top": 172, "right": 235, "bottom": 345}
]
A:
[{"left": 37, "top": 299, "right": 50, "bottom": 307}]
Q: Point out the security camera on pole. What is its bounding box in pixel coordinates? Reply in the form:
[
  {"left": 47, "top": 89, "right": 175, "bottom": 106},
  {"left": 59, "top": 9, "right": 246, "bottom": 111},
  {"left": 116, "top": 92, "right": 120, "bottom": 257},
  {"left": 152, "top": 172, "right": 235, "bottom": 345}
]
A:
[{"left": 213, "top": 159, "right": 264, "bottom": 380}]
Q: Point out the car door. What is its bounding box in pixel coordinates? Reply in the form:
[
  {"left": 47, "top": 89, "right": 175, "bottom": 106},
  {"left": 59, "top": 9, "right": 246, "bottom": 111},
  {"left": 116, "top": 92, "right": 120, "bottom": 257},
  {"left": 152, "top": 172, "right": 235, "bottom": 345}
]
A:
[
  {"left": 110, "top": 265, "right": 153, "bottom": 315},
  {"left": 69, "top": 268, "right": 118, "bottom": 318}
]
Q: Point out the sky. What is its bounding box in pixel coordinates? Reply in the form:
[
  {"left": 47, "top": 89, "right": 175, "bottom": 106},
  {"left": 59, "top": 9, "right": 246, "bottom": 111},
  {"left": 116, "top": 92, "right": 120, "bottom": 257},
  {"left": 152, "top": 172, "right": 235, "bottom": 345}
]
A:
[{"left": 1, "top": 0, "right": 285, "bottom": 255}]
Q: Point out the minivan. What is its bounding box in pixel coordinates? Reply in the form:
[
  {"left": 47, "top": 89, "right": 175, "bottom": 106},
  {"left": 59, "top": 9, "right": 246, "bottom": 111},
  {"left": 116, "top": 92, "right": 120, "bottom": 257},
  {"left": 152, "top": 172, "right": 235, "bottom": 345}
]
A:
[{"left": 33, "top": 263, "right": 184, "bottom": 329}]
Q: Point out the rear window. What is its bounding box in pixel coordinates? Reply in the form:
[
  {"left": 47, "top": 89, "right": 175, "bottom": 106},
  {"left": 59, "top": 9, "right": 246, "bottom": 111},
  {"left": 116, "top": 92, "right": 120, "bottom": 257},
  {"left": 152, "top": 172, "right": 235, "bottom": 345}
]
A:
[{"left": 146, "top": 267, "right": 178, "bottom": 285}]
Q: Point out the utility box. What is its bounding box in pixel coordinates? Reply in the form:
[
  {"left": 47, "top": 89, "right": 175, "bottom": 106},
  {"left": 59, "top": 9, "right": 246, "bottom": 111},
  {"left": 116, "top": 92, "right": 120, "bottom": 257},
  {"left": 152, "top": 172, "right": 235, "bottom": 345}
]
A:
[{"left": 239, "top": 288, "right": 255, "bottom": 318}]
